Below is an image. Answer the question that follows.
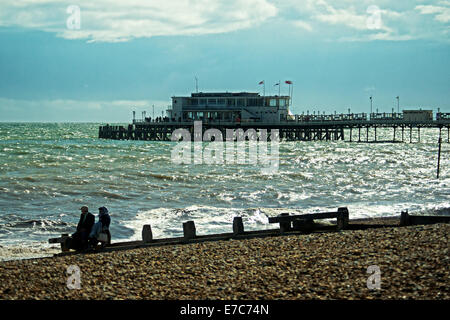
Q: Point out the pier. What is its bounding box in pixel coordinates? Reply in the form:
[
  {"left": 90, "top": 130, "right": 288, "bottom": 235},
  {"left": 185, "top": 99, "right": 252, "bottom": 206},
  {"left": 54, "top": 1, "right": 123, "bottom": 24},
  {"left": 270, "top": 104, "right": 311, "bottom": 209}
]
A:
[{"left": 99, "top": 112, "right": 450, "bottom": 143}]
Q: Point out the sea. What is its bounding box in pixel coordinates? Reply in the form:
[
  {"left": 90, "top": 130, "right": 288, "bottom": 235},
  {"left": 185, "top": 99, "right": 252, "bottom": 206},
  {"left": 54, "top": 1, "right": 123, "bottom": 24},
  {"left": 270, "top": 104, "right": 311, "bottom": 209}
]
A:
[{"left": 0, "top": 122, "right": 449, "bottom": 260}]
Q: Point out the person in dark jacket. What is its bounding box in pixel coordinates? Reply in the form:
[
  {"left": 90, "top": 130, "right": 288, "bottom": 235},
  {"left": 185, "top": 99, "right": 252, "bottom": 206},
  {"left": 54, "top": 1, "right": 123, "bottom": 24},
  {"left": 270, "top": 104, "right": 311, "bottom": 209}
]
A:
[{"left": 70, "top": 206, "right": 95, "bottom": 250}]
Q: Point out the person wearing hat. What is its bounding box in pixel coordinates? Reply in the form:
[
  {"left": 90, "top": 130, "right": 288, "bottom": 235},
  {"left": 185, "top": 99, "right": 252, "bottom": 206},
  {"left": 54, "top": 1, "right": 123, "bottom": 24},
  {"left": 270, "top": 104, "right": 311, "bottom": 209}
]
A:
[{"left": 70, "top": 206, "right": 95, "bottom": 250}]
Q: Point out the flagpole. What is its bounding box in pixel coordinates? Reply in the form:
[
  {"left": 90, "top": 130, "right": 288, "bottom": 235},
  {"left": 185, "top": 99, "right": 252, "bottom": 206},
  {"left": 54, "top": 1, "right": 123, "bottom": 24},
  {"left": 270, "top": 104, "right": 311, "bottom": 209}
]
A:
[
  {"left": 287, "top": 83, "right": 291, "bottom": 113},
  {"left": 274, "top": 82, "right": 280, "bottom": 96},
  {"left": 291, "top": 83, "right": 294, "bottom": 111},
  {"left": 263, "top": 81, "right": 265, "bottom": 106},
  {"left": 258, "top": 80, "right": 265, "bottom": 106},
  {"left": 258, "top": 80, "right": 265, "bottom": 96},
  {"left": 263, "top": 82, "right": 265, "bottom": 106},
  {"left": 289, "top": 83, "right": 293, "bottom": 111},
  {"left": 284, "top": 81, "right": 294, "bottom": 112}
]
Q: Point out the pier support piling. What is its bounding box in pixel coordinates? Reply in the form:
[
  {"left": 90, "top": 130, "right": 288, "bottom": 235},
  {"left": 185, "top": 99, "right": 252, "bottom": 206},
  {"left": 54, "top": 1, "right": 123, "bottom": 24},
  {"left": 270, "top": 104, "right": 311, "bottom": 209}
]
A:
[{"left": 437, "top": 129, "right": 442, "bottom": 179}]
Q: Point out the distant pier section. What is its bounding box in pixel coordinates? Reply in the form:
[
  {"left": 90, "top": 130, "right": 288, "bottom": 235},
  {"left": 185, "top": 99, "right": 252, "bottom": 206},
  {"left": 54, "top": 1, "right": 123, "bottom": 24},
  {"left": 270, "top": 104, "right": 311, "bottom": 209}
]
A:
[{"left": 99, "top": 91, "right": 450, "bottom": 143}]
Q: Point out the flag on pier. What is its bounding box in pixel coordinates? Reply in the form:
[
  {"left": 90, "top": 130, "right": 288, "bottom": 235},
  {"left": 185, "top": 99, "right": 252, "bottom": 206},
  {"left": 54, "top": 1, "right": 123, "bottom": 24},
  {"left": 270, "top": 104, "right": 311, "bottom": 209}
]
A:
[
  {"left": 258, "top": 80, "right": 265, "bottom": 97},
  {"left": 274, "top": 81, "right": 281, "bottom": 96},
  {"left": 285, "top": 81, "right": 293, "bottom": 107}
]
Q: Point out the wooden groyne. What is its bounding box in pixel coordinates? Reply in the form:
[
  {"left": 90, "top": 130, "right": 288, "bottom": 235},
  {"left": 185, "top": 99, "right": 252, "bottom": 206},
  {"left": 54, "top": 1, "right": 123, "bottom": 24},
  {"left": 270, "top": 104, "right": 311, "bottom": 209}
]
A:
[
  {"left": 49, "top": 208, "right": 450, "bottom": 257},
  {"left": 99, "top": 116, "right": 450, "bottom": 143}
]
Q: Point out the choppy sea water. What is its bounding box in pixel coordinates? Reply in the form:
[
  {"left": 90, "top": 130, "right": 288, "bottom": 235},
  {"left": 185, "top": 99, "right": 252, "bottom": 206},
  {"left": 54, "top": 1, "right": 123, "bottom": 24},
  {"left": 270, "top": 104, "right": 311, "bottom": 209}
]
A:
[{"left": 0, "top": 122, "right": 449, "bottom": 260}]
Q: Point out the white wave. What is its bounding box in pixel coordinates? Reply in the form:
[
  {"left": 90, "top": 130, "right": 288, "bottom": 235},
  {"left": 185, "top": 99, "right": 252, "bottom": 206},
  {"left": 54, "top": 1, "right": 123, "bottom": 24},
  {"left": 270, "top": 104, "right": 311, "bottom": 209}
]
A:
[{"left": 122, "top": 205, "right": 282, "bottom": 242}]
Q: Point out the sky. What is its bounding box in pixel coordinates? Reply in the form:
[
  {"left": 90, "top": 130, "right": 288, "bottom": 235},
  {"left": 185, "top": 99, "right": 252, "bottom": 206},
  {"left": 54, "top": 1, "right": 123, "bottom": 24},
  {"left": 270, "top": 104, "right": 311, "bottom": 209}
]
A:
[{"left": 0, "top": 0, "right": 449, "bottom": 122}]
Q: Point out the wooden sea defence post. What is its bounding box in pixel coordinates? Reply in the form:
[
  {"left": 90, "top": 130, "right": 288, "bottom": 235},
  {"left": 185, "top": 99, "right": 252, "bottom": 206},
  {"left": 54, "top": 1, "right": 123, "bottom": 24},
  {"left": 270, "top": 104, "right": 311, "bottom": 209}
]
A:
[
  {"left": 142, "top": 224, "right": 153, "bottom": 243},
  {"left": 183, "top": 221, "right": 196, "bottom": 240},
  {"left": 279, "top": 213, "right": 291, "bottom": 233},
  {"left": 233, "top": 217, "right": 244, "bottom": 235},
  {"left": 400, "top": 210, "right": 410, "bottom": 226},
  {"left": 336, "top": 207, "right": 349, "bottom": 231},
  {"left": 48, "top": 234, "right": 71, "bottom": 252},
  {"left": 61, "top": 233, "right": 69, "bottom": 252}
]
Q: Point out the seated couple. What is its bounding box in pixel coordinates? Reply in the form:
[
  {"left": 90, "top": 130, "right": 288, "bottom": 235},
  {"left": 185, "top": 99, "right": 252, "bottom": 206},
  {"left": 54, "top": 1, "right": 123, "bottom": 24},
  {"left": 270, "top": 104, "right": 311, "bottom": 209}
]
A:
[{"left": 70, "top": 206, "right": 111, "bottom": 251}]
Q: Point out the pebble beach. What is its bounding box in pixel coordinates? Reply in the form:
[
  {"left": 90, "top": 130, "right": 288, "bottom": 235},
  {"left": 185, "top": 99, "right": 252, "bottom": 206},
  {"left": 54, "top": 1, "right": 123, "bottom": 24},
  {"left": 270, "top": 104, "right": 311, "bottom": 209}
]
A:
[{"left": 0, "top": 218, "right": 448, "bottom": 300}]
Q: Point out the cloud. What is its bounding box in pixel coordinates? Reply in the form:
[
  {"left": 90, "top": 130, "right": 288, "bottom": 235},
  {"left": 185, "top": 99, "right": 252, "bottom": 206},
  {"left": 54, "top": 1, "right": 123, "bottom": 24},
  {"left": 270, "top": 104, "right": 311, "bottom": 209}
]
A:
[
  {"left": 415, "top": 3, "right": 450, "bottom": 23},
  {"left": 313, "top": 1, "right": 368, "bottom": 30},
  {"left": 280, "top": 0, "right": 398, "bottom": 39},
  {"left": 0, "top": 0, "right": 278, "bottom": 42},
  {"left": 279, "top": 0, "right": 449, "bottom": 42},
  {"left": 0, "top": 0, "right": 449, "bottom": 43},
  {"left": 292, "top": 20, "right": 313, "bottom": 31}
]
